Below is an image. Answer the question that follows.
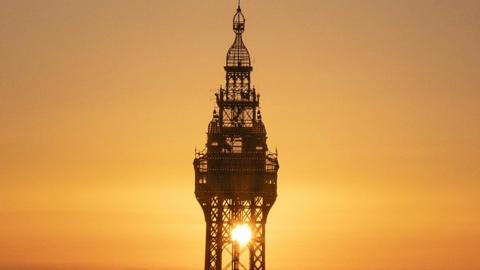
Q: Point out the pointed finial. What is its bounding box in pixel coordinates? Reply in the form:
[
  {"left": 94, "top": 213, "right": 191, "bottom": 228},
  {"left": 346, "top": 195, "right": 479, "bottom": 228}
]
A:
[{"left": 233, "top": 0, "right": 245, "bottom": 34}]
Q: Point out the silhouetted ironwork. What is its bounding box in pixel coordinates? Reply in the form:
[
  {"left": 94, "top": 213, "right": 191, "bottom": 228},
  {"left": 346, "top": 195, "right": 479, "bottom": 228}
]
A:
[{"left": 194, "top": 4, "right": 279, "bottom": 270}]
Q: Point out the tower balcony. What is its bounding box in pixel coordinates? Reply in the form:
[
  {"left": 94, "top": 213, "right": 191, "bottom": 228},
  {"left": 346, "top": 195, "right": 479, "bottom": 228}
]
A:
[{"left": 193, "top": 150, "right": 279, "bottom": 200}]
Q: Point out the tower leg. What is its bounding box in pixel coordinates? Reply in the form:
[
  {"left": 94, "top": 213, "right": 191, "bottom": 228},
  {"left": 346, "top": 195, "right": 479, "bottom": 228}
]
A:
[
  {"left": 205, "top": 197, "right": 223, "bottom": 270},
  {"left": 250, "top": 197, "right": 266, "bottom": 270},
  {"left": 202, "top": 197, "right": 271, "bottom": 270},
  {"left": 233, "top": 242, "right": 240, "bottom": 270},
  {"left": 250, "top": 224, "right": 265, "bottom": 270}
]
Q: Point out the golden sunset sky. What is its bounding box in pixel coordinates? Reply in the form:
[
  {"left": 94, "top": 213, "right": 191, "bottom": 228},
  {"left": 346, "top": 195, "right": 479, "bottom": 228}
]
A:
[{"left": 1, "top": 0, "right": 479, "bottom": 270}]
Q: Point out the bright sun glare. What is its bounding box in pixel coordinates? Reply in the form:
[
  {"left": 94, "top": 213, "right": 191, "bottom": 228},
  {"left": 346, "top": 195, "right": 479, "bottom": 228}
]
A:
[{"left": 231, "top": 224, "right": 252, "bottom": 246}]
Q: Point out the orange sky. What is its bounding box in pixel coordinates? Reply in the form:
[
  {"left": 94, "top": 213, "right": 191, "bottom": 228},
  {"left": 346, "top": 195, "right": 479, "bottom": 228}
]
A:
[{"left": 1, "top": 1, "right": 479, "bottom": 270}]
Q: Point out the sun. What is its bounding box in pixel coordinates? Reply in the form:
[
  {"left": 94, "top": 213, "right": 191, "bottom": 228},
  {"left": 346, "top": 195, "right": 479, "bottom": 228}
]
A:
[{"left": 231, "top": 224, "right": 252, "bottom": 246}]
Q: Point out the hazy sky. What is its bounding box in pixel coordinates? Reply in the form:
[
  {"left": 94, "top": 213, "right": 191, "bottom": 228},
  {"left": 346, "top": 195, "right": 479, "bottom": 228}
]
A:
[{"left": 1, "top": 0, "right": 479, "bottom": 270}]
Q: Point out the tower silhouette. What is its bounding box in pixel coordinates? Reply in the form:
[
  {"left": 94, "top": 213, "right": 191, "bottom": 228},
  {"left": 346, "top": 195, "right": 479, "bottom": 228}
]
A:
[{"left": 194, "top": 4, "right": 279, "bottom": 270}]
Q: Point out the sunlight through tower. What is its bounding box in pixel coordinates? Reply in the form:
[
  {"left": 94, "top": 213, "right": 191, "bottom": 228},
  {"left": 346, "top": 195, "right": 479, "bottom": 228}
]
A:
[
  {"left": 231, "top": 224, "right": 252, "bottom": 246},
  {"left": 193, "top": 3, "right": 279, "bottom": 270}
]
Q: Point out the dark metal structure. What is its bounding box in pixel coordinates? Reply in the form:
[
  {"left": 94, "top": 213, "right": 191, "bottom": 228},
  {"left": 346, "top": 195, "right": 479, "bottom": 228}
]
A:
[{"left": 194, "top": 4, "right": 279, "bottom": 270}]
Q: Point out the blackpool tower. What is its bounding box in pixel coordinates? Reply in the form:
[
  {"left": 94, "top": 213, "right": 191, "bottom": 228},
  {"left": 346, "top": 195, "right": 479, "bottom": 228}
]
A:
[{"left": 194, "top": 3, "right": 279, "bottom": 270}]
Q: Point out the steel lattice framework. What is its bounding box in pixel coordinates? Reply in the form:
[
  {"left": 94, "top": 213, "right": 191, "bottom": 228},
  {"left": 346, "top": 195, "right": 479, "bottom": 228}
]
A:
[{"left": 194, "top": 4, "right": 279, "bottom": 270}]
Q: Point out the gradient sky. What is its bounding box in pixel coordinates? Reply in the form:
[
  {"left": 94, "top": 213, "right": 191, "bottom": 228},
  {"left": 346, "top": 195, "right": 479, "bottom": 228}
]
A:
[{"left": 1, "top": 1, "right": 480, "bottom": 270}]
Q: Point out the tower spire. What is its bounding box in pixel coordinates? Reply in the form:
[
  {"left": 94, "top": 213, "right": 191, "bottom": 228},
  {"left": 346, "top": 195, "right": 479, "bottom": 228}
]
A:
[
  {"left": 233, "top": 2, "right": 245, "bottom": 34},
  {"left": 227, "top": 3, "right": 251, "bottom": 70}
]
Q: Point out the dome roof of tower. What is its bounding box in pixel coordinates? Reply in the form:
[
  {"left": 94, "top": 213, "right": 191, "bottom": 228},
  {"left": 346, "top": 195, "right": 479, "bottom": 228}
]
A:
[{"left": 226, "top": 36, "right": 251, "bottom": 68}]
